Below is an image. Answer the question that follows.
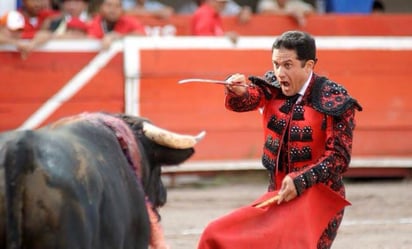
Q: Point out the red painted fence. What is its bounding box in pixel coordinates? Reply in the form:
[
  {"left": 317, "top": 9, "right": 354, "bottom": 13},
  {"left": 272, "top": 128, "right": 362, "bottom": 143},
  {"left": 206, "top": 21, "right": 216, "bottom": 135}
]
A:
[{"left": 1, "top": 14, "right": 412, "bottom": 165}]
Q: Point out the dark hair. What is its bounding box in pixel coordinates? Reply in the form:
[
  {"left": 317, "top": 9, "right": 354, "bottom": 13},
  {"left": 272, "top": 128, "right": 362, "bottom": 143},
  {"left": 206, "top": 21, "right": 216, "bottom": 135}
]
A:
[
  {"left": 372, "top": 0, "right": 385, "bottom": 12},
  {"left": 272, "top": 31, "right": 317, "bottom": 63}
]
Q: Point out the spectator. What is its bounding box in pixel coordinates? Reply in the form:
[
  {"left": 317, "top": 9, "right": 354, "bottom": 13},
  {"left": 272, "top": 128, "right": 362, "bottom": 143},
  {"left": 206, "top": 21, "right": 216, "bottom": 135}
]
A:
[
  {"left": 191, "top": 0, "right": 238, "bottom": 43},
  {"left": 51, "top": 0, "right": 63, "bottom": 10},
  {"left": 372, "top": 0, "right": 385, "bottom": 13},
  {"left": 18, "top": 0, "right": 60, "bottom": 39},
  {"left": 0, "top": 10, "right": 25, "bottom": 46},
  {"left": 17, "top": 0, "right": 90, "bottom": 58},
  {"left": 179, "top": 0, "right": 252, "bottom": 24},
  {"left": 257, "top": 0, "right": 314, "bottom": 27},
  {"left": 122, "top": 0, "right": 174, "bottom": 20},
  {"left": 88, "top": 0, "right": 146, "bottom": 50},
  {"left": 223, "top": 1, "right": 252, "bottom": 24}
]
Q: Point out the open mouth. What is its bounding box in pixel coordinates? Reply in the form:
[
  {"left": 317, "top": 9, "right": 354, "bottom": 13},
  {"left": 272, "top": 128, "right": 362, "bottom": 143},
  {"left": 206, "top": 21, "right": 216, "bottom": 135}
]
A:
[{"left": 280, "top": 81, "right": 294, "bottom": 95}]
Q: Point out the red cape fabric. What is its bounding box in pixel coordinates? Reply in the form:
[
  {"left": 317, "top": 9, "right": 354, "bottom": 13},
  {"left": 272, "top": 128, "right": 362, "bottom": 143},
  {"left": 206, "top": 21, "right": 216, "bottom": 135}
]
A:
[{"left": 198, "top": 184, "right": 350, "bottom": 249}]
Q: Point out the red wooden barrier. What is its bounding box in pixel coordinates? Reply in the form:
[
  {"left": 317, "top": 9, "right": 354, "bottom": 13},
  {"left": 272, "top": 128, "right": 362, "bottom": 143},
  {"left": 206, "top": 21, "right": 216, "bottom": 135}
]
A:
[
  {"left": 1, "top": 14, "right": 412, "bottom": 163},
  {"left": 1, "top": 43, "right": 411, "bottom": 161}
]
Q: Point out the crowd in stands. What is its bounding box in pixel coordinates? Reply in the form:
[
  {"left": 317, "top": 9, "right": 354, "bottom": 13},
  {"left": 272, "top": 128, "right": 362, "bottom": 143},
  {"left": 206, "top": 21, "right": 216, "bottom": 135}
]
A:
[{"left": 0, "top": 0, "right": 386, "bottom": 56}]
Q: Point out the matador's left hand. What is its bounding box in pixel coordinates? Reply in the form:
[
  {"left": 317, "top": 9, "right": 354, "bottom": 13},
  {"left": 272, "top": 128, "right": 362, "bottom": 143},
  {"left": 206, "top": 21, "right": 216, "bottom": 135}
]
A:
[{"left": 277, "top": 175, "right": 298, "bottom": 204}]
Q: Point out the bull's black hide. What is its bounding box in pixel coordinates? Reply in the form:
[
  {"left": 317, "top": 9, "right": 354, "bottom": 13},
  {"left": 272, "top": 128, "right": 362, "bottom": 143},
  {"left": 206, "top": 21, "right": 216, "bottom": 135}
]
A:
[{"left": 0, "top": 113, "right": 196, "bottom": 249}]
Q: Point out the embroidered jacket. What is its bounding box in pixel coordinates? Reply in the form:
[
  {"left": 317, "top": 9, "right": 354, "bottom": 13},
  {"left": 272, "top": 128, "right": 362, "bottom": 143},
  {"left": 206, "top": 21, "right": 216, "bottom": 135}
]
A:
[{"left": 225, "top": 73, "right": 362, "bottom": 197}]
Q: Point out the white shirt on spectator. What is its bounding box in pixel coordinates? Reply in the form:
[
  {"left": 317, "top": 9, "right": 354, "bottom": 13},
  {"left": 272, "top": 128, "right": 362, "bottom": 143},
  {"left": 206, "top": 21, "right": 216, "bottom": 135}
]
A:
[
  {"left": 122, "top": 0, "right": 167, "bottom": 11},
  {"left": 257, "top": 0, "right": 314, "bottom": 14},
  {"left": 177, "top": 0, "right": 242, "bottom": 16}
]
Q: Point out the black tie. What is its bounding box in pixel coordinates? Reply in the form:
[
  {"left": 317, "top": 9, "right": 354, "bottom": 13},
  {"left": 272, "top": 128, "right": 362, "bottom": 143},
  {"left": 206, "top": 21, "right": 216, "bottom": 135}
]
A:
[
  {"left": 280, "top": 94, "right": 301, "bottom": 114},
  {"left": 288, "top": 93, "right": 301, "bottom": 104}
]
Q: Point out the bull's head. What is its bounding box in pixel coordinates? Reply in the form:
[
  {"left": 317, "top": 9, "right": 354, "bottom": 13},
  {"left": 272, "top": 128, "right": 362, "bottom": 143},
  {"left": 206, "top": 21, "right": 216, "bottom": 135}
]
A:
[{"left": 116, "top": 114, "right": 205, "bottom": 211}]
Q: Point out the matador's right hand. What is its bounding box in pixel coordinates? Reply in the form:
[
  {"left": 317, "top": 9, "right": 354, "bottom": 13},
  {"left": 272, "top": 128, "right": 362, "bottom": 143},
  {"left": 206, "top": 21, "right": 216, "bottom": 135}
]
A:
[{"left": 225, "top": 73, "right": 249, "bottom": 96}]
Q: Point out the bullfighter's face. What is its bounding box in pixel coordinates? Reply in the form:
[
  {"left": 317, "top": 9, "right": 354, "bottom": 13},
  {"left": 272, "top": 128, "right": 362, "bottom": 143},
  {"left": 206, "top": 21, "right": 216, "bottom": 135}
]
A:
[{"left": 272, "top": 47, "right": 315, "bottom": 97}]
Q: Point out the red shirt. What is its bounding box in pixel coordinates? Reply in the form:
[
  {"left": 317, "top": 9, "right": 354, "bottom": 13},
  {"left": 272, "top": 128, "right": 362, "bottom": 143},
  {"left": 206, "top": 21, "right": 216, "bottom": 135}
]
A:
[
  {"left": 19, "top": 9, "right": 60, "bottom": 39},
  {"left": 87, "top": 15, "right": 146, "bottom": 38},
  {"left": 191, "top": 4, "right": 224, "bottom": 36}
]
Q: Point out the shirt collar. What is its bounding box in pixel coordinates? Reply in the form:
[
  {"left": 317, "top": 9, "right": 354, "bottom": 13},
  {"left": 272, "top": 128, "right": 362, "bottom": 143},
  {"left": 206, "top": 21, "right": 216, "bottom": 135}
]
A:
[
  {"left": 297, "top": 71, "right": 313, "bottom": 102},
  {"left": 298, "top": 71, "right": 313, "bottom": 96}
]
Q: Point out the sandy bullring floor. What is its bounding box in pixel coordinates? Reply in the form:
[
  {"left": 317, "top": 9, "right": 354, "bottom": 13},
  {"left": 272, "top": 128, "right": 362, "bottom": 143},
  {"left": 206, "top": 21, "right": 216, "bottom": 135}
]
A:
[{"left": 159, "top": 172, "right": 412, "bottom": 249}]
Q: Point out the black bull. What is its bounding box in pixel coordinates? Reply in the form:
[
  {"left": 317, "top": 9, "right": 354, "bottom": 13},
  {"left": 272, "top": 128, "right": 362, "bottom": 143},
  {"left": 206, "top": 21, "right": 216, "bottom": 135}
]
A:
[{"left": 0, "top": 112, "right": 205, "bottom": 249}]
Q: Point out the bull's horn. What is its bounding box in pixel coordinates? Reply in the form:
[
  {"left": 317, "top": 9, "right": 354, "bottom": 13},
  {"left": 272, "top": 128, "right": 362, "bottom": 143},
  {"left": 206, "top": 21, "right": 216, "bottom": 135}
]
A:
[{"left": 142, "top": 122, "right": 206, "bottom": 149}]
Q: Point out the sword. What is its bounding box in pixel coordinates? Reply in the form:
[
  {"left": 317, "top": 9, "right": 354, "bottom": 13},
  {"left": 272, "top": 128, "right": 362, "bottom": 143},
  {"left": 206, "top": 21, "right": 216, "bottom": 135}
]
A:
[{"left": 178, "top": 78, "right": 249, "bottom": 87}]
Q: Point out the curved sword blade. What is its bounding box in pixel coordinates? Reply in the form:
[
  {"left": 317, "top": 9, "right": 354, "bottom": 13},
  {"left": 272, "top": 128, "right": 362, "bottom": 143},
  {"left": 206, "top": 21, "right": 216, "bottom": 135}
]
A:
[{"left": 178, "top": 78, "right": 248, "bottom": 87}]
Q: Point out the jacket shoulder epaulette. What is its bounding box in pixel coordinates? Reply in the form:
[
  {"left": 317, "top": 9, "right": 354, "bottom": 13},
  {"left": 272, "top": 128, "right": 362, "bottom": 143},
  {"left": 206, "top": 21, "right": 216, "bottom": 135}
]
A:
[{"left": 311, "top": 76, "right": 362, "bottom": 116}]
